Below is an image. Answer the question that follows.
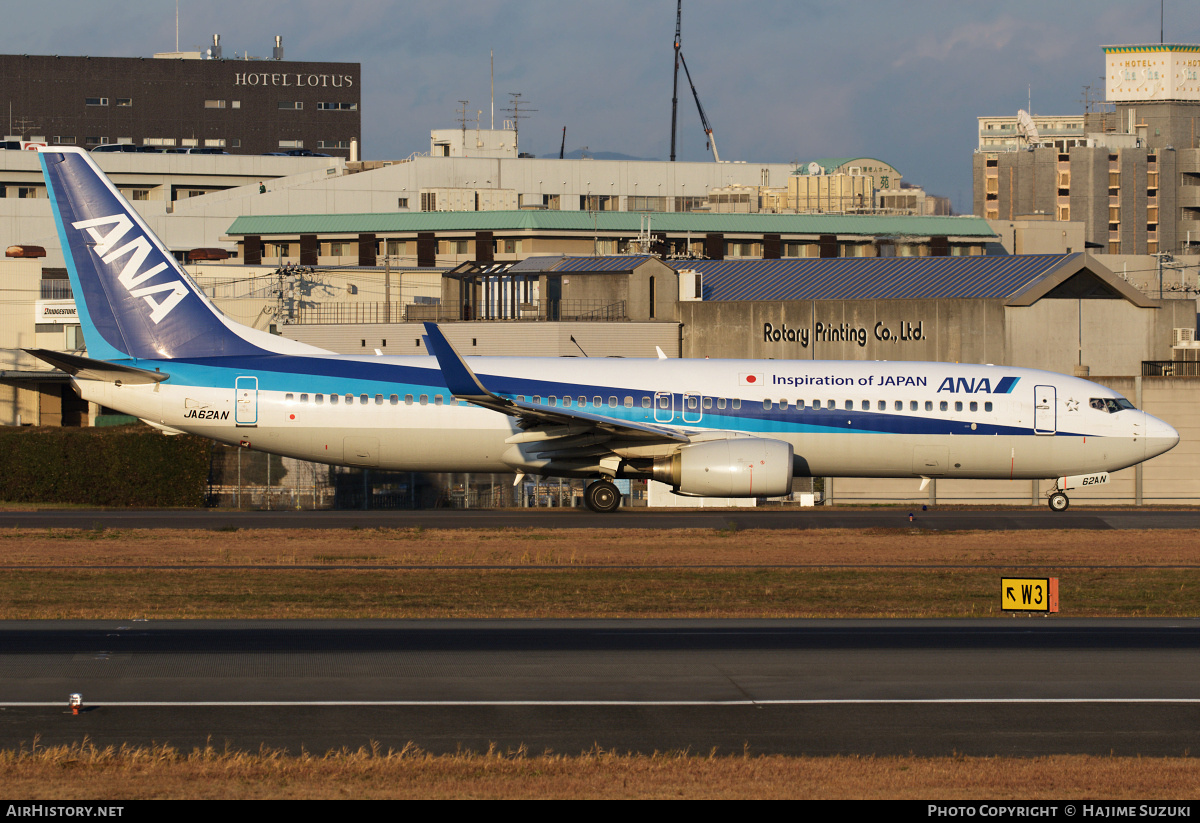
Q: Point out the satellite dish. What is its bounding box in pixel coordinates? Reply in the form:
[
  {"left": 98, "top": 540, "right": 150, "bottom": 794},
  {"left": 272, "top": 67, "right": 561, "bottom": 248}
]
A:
[
  {"left": 807, "top": 162, "right": 822, "bottom": 175},
  {"left": 1016, "top": 109, "right": 1042, "bottom": 148}
]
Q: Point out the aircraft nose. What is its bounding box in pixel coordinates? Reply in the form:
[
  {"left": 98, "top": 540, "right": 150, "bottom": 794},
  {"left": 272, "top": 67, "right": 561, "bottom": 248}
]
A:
[{"left": 1144, "top": 412, "right": 1179, "bottom": 460}]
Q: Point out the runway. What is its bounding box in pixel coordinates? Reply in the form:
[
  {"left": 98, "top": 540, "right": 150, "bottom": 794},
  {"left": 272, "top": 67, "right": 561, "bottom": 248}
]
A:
[
  {"left": 3, "top": 507, "right": 1200, "bottom": 530},
  {"left": 2, "top": 619, "right": 1199, "bottom": 756}
]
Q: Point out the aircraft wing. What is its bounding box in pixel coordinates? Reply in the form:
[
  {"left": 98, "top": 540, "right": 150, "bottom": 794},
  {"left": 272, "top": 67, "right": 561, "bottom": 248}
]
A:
[{"left": 421, "top": 323, "right": 687, "bottom": 444}]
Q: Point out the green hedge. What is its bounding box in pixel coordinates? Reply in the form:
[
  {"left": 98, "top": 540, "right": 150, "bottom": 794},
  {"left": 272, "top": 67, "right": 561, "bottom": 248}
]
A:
[{"left": 0, "top": 426, "right": 211, "bottom": 507}]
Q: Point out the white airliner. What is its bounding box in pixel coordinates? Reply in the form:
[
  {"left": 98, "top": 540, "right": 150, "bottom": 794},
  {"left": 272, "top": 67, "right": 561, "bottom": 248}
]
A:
[{"left": 30, "top": 146, "right": 1179, "bottom": 512}]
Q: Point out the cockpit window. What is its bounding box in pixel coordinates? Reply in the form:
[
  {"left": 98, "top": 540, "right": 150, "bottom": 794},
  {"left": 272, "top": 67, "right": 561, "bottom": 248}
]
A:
[{"left": 1090, "top": 397, "right": 1135, "bottom": 413}]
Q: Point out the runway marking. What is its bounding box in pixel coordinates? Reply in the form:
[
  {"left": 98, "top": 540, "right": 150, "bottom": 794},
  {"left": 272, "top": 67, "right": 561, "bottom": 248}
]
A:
[{"left": 5, "top": 698, "right": 1200, "bottom": 708}]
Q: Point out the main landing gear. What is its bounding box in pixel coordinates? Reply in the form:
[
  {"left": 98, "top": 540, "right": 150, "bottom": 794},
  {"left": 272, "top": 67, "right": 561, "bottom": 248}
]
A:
[{"left": 584, "top": 479, "right": 622, "bottom": 513}]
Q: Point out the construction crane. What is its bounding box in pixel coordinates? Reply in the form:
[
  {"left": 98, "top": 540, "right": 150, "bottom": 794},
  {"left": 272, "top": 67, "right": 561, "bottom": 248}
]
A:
[{"left": 669, "top": 0, "right": 720, "bottom": 162}]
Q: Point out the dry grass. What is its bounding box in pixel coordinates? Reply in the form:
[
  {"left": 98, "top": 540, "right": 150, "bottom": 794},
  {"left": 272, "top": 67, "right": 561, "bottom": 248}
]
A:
[
  {"left": 1, "top": 527, "right": 1198, "bottom": 619},
  {"left": 1, "top": 567, "right": 1198, "bottom": 618},
  {"left": 1, "top": 525, "right": 1198, "bottom": 567},
  {"left": 2, "top": 740, "right": 1199, "bottom": 799}
]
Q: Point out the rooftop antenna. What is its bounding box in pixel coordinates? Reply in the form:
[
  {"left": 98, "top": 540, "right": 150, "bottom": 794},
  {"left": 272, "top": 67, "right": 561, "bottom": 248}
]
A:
[
  {"left": 457, "top": 100, "right": 470, "bottom": 155},
  {"left": 503, "top": 92, "right": 536, "bottom": 149},
  {"left": 490, "top": 51, "right": 494, "bottom": 130},
  {"left": 175, "top": 0, "right": 179, "bottom": 52}
]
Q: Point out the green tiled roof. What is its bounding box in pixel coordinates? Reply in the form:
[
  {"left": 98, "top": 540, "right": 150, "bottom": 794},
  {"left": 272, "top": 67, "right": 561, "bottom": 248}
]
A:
[{"left": 227, "top": 210, "right": 994, "bottom": 238}]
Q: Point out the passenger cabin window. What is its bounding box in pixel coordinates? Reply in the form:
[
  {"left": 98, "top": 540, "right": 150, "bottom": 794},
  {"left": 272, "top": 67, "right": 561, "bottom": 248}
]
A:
[
  {"left": 594, "top": 396, "right": 603, "bottom": 407},
  {"left": 861, "top": 400, "right": 869, "bottom": 411},
  {"left": 895, "top": 401, "right": 903, "bottom": 411},
  {"left": 300, "top": 394, "right": 309, "bottom": 403},
  {"left": 624, "top": 397, "right": 633, "bottom": 408},
  {"left": 925, "top": 401, "right": 933, "bottom": 411},
  {"left": 969, "top": 401, "right": 978, "bottom": 412},
  {"left": 315, "top": 394, "right": 324, "bottom": 405},
  {"left": 608, "top": 396, "right": 618, "bottom": 407},
  {"left": 717, "top": 398, "right": 726, "bottom": 409},
  {"left": 345, "top": 394, "right": 354, "bottom": 405},
  {"left": 703, "top": 397, "right": 713, "bottom": 409},
  {"left": 844, "top": 400, "right": 853, "bottom": 411},
  {"left": 940, "top": 401, "right": 948, "bottom": 411},
  {"left": 732, "top": 399, "right": 741, "bottom": 410},
  {"left": 361, "top": 394, "right": 369, "bottom": 405},
  {"left": 641, "top": 397, "right": 651, "bottom": 409},
  {"left": 763, "top": 399, "right": 773, "bottom": 410},
  {"left": 419, "top": 395, "right": 428, "bottom": 405},
  {"left": 985, "top": 401, "right": 993, "bottom": 412},
  {"left": 955, "top": 401, "right": 963, "bottom": 412},
  {"left": 579, "top": 396, "right": 587, "bottom": 407},
  {"left": 779, "top": 399, "right": 788, "bottom": 410},
  {"left": 434, "top": 395, "right": 443, "bottom": 406},
  {"left": 405, "top": 395, "right": 413, "bottom": 405},
  {"left": 389, "top": 395, "right": 399, "bottom": 405},
  {"left": 562, "top": 397, "right": 572, "bottom": 407}
]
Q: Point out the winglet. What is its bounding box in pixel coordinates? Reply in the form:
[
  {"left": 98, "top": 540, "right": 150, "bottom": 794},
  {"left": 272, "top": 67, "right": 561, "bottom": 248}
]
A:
[{"left": 422, "top": 322, "right": 492, "bottom": 399}]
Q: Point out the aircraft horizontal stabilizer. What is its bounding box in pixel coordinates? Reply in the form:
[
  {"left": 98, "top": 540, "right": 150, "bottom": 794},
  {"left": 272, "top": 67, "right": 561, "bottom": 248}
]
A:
[{"left": 24, "top": 349, "right": 169, "bottom": 384}]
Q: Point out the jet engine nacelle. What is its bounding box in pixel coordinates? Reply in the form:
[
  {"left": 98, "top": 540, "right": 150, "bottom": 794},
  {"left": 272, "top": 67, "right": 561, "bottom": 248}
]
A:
[{"left": 651, "top": 438, "right": 794, "bottom": 498}]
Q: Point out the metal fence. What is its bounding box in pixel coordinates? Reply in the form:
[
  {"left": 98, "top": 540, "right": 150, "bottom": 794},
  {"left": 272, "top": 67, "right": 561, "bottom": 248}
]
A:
[
  {"left": 291, "top": 302, "right": 413, "bottom": 325},
  {"left": 292, "top": 299, "right": 627, "bottom": 324},
  {"left": 40, "top": 280, "right": 73, "bottom": 300},
  {"left": 1142, "top": 360, "right": 1200, "bottom": 376}
]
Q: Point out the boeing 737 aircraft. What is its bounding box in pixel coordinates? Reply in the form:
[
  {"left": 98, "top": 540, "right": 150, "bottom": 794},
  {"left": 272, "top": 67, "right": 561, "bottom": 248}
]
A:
[{"left": 30, "top": 147, "right": 1179, "bottom": 512}]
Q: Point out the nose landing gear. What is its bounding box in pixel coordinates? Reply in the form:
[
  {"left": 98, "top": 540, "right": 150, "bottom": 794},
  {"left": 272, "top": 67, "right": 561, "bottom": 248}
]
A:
[{"left": 1048, "top": 490, "right": 1069, "bottom": 512}]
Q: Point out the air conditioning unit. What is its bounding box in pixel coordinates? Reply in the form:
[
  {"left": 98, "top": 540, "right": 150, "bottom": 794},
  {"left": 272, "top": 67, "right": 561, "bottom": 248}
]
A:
[{"left": 1172, "top": 328, "right": 1196, "bottom": 347}]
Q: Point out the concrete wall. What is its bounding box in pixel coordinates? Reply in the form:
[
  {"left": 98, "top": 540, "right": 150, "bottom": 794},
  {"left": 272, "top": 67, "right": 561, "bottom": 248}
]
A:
[
  {"left": 680, "top": 299, "right": 1008, "bottom": 364},
  {"left": 985, "top": 219, "right": 1086, "bottom": 254},
  {"left": 1004, "top": 298, "right": 1194, "bottom": 375},
  {"left": 0, "top": 259, "right": 43, "bottom": 426}
]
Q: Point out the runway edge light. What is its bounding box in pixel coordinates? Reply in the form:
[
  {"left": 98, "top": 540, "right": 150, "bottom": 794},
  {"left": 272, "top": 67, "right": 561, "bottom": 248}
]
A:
[{"left": 1001, "top": 577, "right": 1059, "bottom": 613}]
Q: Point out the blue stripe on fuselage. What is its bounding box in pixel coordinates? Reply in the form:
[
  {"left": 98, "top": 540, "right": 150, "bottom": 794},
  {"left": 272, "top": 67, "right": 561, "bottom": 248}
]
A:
[{"left": 147, "top": 355, "right": 1091, "bottom": 439}]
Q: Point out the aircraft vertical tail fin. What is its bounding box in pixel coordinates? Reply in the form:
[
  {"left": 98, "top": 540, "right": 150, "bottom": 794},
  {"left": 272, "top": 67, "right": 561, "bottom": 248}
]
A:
[{"left": 38, "top": 147, "right": 313, "bottom": 360}]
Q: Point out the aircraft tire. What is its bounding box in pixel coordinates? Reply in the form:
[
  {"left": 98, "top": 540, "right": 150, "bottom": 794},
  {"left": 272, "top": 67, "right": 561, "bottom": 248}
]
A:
[
  {"left": 1048, "top": 492, "right": 1069, "bottom": 512},
  {"left": 585, "top": 480, "right": 621, "bottom": 513}
]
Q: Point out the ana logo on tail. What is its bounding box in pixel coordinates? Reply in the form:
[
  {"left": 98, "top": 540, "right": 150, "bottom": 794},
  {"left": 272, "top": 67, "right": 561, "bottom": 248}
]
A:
[{"left": 72, "top": 213, "right": 188, "bottom": 324}]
